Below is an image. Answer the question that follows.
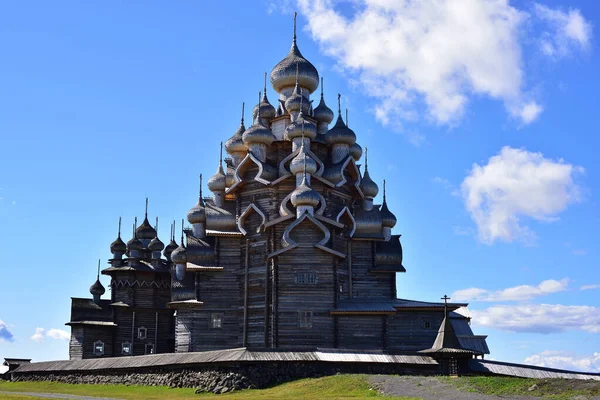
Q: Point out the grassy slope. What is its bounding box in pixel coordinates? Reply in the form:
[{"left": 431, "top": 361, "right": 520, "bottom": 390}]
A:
[
  {"left": 444, "top": 375, "right": 600, "bottom": 399},
  {"left": 0, "top": 375, "right": 415, "bottom": 400}
]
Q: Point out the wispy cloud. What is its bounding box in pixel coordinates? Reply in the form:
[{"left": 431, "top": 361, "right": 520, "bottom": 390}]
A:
[
  {"left": 31, "top": 327, "right": 70, "bottom": 343},
  {"left": 572, "top": 249, "right": 587, "bottom": 256},
  {"left": 534, "top": 3, "right": 593, "bottom": 59},
  {"left": 461, "top": 146, "right": 584, "bottom": 245},
  {"left": 525, "top": 350, "right": 600, "bottom": 373},
  {"left": 0, "top": 319, "right": 14, "bottom": 342},
  {"left": 452, "top": 279, "right": 569, "bottom": 302},
  {"left": 580, "top": 284, "right": 600, "bottom": 291},
  {"left": 471, "top": 303, "right": 600, "bottom": 333}
]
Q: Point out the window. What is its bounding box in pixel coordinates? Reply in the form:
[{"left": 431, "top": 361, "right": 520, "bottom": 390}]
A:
[
  {"left": 423, "top": 321, "right": 431, "bottom": 329},
  {"left": 210, "top": 313, "right": 223, "bottom": 329},
  {"left": 93, "top": 341, "right": 104, "bottom": 356},
  {"left": 145, "top": 343, "right": 155, "bottom": 355},
  {"left": 121, "top": 342, "right": 132, "bottom": 355},
  {"left": 298, "top": 311, "right": 313, "bottom": 328},
  {"left": 137, "top": 327, "right": 147, "bottom": 340},
  {"left": 295, "top": 272, "right": 317, "bottom": 285}
]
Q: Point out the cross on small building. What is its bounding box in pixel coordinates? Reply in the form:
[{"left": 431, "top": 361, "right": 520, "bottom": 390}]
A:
[{"left": 441, "top": 294, "right": 450, "bottom": 318}]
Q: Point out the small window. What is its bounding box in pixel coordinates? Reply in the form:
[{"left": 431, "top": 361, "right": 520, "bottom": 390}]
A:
[
  {"left": 145, "top": 343, "right": 154, "bottom": 355},
  {"left": 298, "top": 311, "right": 313, "bottom": 329},
  {"left": 122, "top": 342, "right": 132, "bottom": 355},
  {"left": 138, "top": 327, "right": 147, "bottom": 340},
  {"left": 423, "top": 321, "right": 431, "bottom": 329},
  {"left": 93, "top": 341, "right": 104, "bottom": 356},
  {"left": 296, "top": 272, "right": 317, "bottom": 285},
  {"left": 210, "top": 313, "right": 223, "bottom": 329}
]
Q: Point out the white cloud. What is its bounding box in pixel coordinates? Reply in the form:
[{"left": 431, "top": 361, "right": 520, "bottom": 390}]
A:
[
  {"left": 471, "top": 303, "right": 600, "bottom": 333},
  {"left": 460, "top": 146, "right": 583, "bottom": 244},
  {"left": 295, "top": 0, "right": 593, "bottom": 132},
  {"left": 298, "top": 0, "right": 531, "bottom": 128},
  {"left": 514, "top": 101, "right": 543, "bottom": 125},
  {"left": 30, "top": 327, "right": 70, "bottom": 343},
  {"left": 572, "top": 249, "right": 587, "bottom": 256},
  {"left": 0, "top": 319, "right": 14, "bottom": 342},
  {"left": 580, "top": 284, "right": 600, "bottom": 291},
  {"left": 534, "top": 3, "right": 592, "bottom": 58},
  {"left": 525, "top": 350, "right": 600, "bottom": 373},
  {"left": 31, "top": 327, "right": 45, "bottom": 343},
  {"left": 453, "top": 279, "right": 568, "bottom": 302},
  {"left": 46, "top": 328, "right": 70, "bottom": 341}
]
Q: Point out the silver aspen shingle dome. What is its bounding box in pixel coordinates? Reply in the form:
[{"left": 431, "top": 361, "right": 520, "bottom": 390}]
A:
[
  {"left": 89, "top": 279, "right": 105, "bottom": 296},
  {"left": 225, "top": 115, "right": 247, "bottom": 154},
  {"left": 290, "top": 146, "right": 317, "bottom": 176},
  {"left": 243, "top": 115, "right": 274, "bottom": 146},
  {"left": 110, "top": 235, "right": 126, "bottom": 254},
  {"left": 360, "top": 150, "right": 379, "bottom": 199},
  {"left": 285, "top": 114, "right": 317, "bottom": 141},
  {"left": 325, "top": 114, "right": 357, "bottom": 146},
  {"left": 270, "top": 15, "right": 319, "bottom": 94},
  {"left": 380, "top": 200, "right": 397, "bottom": 228},
  {"left": 291, "top": 176, "right": 320, "bottom": 207},
  {"left": 313, "top": 78, "right": 334, "bottom": 123},
  {"left": 148, "top": 236, "right": 165, "bottom": 252},
  {"left": 136, "top": 216, "right": 157, "bottom": 240},
  {"left": 171, "top": 243, "right": 187, "bottom": 264},
  {"left": 350, "top": 142, "right": 363, "bottom": 161},
  {"left": 208, "top": 163, "right": 226, "bottom": 193},
  {"left": 164, "top": 238, "right": 178, "bottom": 258}
]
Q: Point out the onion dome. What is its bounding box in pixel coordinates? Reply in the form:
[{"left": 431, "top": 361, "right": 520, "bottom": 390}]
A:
[
  {"left": 171, "top": 243, "right": 187, "bottom": 265},
  {"left": 242, "top": 92, "right": 275, "bottom": 146},
  {"left": 89, "top": 260, "right": 106, "bottom": 297},
  {"left": 187, "top": 175, "right": 207, "bottom": 224},
  {"left": 313, "top": 78, "right": 334, "bottom": 123},
  {"left": 148, "top": 217, "right": 165, "bottom": 252},
  {"left": 285, "top": 79, "right": 310, "bottom": 115},
  {"left": 225, "top": 103, "right": 248, "bottom": 154},
  {"left": 360, "top": 148, "right": 379, "bottom": 199},
  {"left": 127, "top": 218, "right": 144, "bottom": 252},
  {"left": 350, "top": 142, "right": 363, "bottom": 161},
  {"left": 291, "top": 175, "right": 320, "bottom": 208},
  {"left": 136, "top": 199, "right": 157, "bottom": 239},
  {"left": 252, "top": 73, "right": 276, "bottom": 121},
  {"left": 290, "top": 144, "right": 317, "bottom": 176},
  {"left": 208, "top": 144, "right": 226, "bottom": 192},
  {"left": 325, "top": 95, "right": 356, "bottom": 146},
  {"left": 270, "top": 13, "right": 319, "bottom": 94},
  {"left": 110, "top": 217, "right": 127, "bottom": 253},
  {"left": 380, "top": 180, "right": 397, "bottom": 228},
  {"left": 90, "top": 278, "right": 105, "bottom": 297},
  {"left": 284, "top": 112, "right": 317, "bottom": 141},
  {"left": 163, "top": 222, "right": 178, "bottom": 258}
]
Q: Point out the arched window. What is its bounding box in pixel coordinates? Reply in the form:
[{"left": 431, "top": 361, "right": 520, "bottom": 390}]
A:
[
  {"left": 93, "top": 341, "right": 104, "bottom": 356},
  {"left": 137, "top": 326, "right": 147, "bottom": 340},
  {"left": 121, "top": 342, "right": 132, "bottom": 355}
]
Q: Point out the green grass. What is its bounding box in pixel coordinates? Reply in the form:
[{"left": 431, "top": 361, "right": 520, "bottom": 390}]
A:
[
  {"left": 443, "top": 375, "right": 600, "bottom": 399},
  {"left": 0, "top": 375, "right": 416, "bottom": 399}
]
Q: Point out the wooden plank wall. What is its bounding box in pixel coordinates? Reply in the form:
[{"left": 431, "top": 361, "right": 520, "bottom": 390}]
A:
[
  {"left": 338, "top": 315, "right": 384, "bottom": 349},
  {"left": 387, "top": 311, "right": 444, "bottom": 352}
]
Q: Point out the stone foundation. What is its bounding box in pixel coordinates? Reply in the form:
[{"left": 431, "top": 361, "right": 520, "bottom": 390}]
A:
[{"left": 12, "top": 362, "right": 437, "bottom": 394}]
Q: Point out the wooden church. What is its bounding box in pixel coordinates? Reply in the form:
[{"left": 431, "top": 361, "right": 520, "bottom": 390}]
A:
[{"left": 67, "top": 14, "right": 489, "bottom": 363}]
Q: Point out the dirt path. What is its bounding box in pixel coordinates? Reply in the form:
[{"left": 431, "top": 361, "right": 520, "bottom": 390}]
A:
[
  {"left": 0, "top": 391, "right": 121, "bottom": 400},
  {"left": 368, "top": 375, "right": 541, "bottom": 400}
]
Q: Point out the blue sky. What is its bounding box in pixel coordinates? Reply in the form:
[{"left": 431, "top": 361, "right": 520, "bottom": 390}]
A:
[{"left": 0, "top": 0, "right": 598, "bottom": 372}]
